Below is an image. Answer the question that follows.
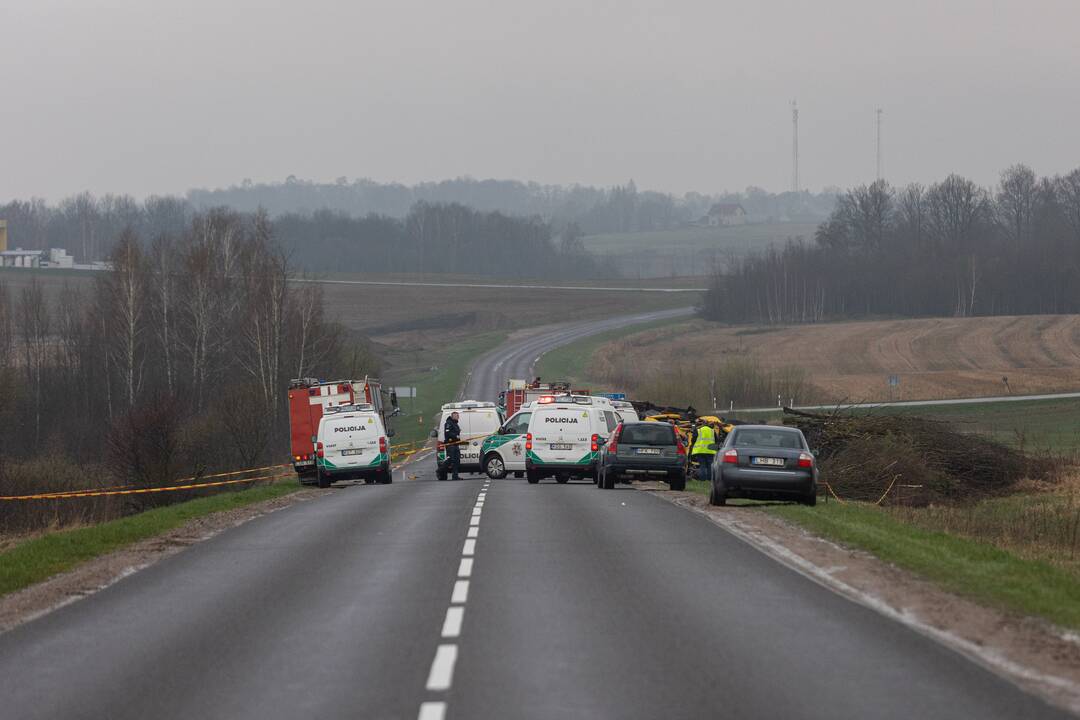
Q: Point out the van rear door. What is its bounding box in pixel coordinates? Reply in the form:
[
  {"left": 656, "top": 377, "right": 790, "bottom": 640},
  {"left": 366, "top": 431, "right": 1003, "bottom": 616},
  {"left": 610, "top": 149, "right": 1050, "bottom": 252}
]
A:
[
  {"left": 462, "top": 410, "right": 500, "bottom": 466},
  {"left": 322, "top": 414, "right": 380, "bottom": 470},
  {"left": 532, "top": 406, "right": 592, "bottom": 464}
]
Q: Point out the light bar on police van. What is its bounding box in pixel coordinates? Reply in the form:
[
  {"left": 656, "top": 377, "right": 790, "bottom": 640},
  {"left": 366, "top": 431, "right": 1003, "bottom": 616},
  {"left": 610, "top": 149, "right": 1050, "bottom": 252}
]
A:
[{"left": 537, "top": 396, "right": 556, "bottom": 404}]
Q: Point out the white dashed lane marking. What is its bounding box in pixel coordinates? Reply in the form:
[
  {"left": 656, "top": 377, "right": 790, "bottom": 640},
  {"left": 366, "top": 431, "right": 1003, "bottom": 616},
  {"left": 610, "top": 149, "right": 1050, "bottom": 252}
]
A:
[
  {"left": 418, "top": 702, "right": 446, "bottom": 720},
  {"left": 441, "top": 607, "right": 464, "bottom": 638},
  {"left": 418, "top": 482, "right": 487, "bottom": 719},
  {"left": 426, "top": 645, "right": 458, "bottom": 691}
]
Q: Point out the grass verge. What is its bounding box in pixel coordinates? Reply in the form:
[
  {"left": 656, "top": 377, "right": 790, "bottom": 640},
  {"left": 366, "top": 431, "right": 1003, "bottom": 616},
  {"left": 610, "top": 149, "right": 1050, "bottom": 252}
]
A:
[
  {"left": 388, "top": 331, "right": 507, "bottom": 446},
  {"left": 0, "top": 481, "right": 300, "bottom": 598},
  {"left": 770, "top": 502, "right": 1080, "bottom": 630}
]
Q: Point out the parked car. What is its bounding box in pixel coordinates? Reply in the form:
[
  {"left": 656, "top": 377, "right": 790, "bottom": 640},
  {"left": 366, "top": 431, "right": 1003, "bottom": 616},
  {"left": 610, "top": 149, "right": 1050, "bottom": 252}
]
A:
[
  {"left": 709, "top": 425, "right": 817, "bottom": 506},
  {"left": 598, "top": 421, "right": 687, "bottom": 491}
]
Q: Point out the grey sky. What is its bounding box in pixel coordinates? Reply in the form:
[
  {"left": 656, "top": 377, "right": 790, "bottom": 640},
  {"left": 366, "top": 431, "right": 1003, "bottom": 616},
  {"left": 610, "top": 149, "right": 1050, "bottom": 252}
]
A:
[{"left": 3, "top": 0, "right": 1079, "bottom": 201}]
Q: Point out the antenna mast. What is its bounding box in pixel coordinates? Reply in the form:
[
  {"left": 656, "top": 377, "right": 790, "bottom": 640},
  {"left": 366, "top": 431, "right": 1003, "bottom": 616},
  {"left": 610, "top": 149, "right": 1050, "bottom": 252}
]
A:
[
  {"left": 876, "top": 107, "right": 883, "bottom": 181},
  {"left": 791, "top": 100, "right": 800, "bottom": 194}
]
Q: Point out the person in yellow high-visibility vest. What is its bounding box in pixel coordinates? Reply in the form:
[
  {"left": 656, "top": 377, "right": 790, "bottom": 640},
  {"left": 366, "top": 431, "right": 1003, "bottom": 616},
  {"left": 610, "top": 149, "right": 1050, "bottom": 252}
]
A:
[{"left": 691, "top": 421, "right": 718, "bottom": 482}]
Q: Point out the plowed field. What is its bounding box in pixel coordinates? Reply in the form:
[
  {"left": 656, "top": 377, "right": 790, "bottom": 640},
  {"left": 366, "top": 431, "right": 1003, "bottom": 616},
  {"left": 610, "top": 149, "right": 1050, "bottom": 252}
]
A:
[{"left": 606, "top": 315, "right": 1080, "bottom": 402}]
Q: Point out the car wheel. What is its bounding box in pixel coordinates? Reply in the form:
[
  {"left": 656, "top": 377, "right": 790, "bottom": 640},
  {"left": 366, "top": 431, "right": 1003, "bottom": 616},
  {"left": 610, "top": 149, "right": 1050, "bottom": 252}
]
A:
[
  {"left": 317, "top": 467, "right": 330, "bottom": 489},
  {"left": 709, "top": 482, "right": 726, "bottom": 506},
  {"left": 669, "top": 472, "right": 686, "bottom": 492},
  {"left": 382, "top": 464, "right": 393, "bottom": 484},
  {"left": 484, "top": 454, "right": 507, "bottom": 480},
  {"left": 802, "top": 490, "right": 817, "bottom": 506},
  {"left": 526, "top": 469, "right": 539, "bottom": 484},
  {"left": 596, "top": 467, "right": 605, "bottom": 490},
  {"left": 556, "top": 475, "right": 570, "bottom": 484},
  {"left": 603, "top": 471, "right": 615, "bottom": 490}
]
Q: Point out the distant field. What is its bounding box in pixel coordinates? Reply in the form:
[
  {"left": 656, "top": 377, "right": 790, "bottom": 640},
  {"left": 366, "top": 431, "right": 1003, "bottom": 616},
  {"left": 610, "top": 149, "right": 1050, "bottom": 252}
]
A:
[
  {"left": 600, "top": 315, "right": 1080, "bottom": 403},
  {"left": 581, "top": 222, "right": 818, "bottom": 278}
]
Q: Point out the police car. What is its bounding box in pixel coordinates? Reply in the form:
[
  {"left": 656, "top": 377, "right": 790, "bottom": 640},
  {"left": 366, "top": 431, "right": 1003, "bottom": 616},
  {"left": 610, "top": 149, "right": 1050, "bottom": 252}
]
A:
[
  {"left": 480, "top": 395, "right": 620, "bottom": 484},
  {"left": 433, "top": 401, "right": 503, "bottom": 481},
  {"left": 314, "top": 404, "right": 393, "bottom": 488}
]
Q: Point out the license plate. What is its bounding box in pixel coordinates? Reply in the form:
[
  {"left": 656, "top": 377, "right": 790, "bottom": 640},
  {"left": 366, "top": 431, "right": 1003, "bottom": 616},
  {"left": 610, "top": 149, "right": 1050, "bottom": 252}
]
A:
[
  {"left": 550, "top": 443, "right": 573, "bottom": 451},
  {"left": 752, "top": 457, "right": 784, "bottom": 466},
  {"left": 636, "top": 448, "right": 661, "bottom": 455},
  {"left": 341, "top": 449, "right": 364, "bottom": 456}
]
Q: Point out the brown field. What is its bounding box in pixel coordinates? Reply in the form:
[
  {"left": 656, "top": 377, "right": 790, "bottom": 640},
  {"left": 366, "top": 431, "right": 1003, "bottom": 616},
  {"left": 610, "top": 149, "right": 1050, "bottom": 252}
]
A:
[{"left": 598, "top": 315, "right": 1080, "bottom": 403}]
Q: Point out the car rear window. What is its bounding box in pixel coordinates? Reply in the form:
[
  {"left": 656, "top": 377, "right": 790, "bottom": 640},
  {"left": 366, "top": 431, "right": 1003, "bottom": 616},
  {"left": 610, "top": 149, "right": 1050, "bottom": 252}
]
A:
[
  {"left": 732, "top": 428, "right": 804, "bottom": 449},
  {"left": 620, "top": 424, "right": 676, "bottom": 446}
]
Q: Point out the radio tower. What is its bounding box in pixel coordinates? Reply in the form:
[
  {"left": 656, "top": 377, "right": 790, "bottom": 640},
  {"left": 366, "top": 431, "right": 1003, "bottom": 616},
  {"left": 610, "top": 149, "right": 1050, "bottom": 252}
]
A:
[
  {"left": 791, "top": 100, "right": 800, "bottom": 194},
  {"left": 876, "top": 108, "right": 883, "bottom": 181}
]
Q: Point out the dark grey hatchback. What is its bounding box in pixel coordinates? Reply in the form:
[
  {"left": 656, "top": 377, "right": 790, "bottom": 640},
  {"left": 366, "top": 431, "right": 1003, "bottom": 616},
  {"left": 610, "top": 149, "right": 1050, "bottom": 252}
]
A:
[
  {"left": 598, "top": 421, "right": 687, "bottom": 491},
  {"left": 709, "top": 425, "right": 818, "bottom": 506}
]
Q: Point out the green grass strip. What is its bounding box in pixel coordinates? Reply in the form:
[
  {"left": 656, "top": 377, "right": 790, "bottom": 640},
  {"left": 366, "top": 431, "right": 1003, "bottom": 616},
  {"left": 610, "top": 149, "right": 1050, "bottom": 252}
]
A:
[
  {"left": 0, "top": 482, "right": 300, "bottom": 598},
  {"left": 770, "top": 502, "right": 1080, "bottom": 630},
  {"left": 390, "top": 331, "right": 507, "bottom": 446}
]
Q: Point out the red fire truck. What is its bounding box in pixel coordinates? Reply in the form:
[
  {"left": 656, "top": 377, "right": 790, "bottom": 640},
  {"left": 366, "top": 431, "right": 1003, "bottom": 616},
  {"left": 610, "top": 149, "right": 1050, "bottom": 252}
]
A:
[
  {"left": 497, "top": 378, "right": 590, "bottom": 417},
  {"left": 287, "top": 377, "right": 396, "bottom": 482}
]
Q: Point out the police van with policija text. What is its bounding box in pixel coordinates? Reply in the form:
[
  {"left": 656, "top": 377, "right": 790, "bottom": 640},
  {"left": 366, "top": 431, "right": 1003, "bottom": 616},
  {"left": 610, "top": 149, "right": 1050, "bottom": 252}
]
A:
[
  {"left": 433, "top": 401, "right": 503, "bottom": 481},
  {"left": 481, "top": 395, "right": 620, "bottom": 484},
  {"left": 314, "top": 404, "right": 393, "bottom": 488}
]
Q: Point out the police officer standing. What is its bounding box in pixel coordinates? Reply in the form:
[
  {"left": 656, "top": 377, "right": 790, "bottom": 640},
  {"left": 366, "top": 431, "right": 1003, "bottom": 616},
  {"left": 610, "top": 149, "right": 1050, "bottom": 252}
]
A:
[{"left": 443, "top": 411, "right": 462, "bottom": 481}]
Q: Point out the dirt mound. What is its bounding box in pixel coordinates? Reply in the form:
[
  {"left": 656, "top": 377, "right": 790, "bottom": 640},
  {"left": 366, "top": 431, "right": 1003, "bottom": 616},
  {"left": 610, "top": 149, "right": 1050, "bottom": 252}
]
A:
[{"left": 784, "top": 408, "right": 1056, "bottom": 505}]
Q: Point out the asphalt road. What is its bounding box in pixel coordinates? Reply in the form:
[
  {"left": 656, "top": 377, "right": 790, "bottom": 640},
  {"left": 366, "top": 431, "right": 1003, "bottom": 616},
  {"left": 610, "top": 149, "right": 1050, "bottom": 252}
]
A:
[{"left": 0, "top": 310, "right": 1071, "bottom": 720}]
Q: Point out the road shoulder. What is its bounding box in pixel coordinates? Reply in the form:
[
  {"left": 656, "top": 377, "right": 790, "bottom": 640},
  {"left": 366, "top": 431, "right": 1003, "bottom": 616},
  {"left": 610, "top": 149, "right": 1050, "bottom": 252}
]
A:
[
  {"left": 640, "top": 482, "right": 1080, "bottom": 715},
  {"left": 0, "top": 488, "right": 321, "bottom": 634}
]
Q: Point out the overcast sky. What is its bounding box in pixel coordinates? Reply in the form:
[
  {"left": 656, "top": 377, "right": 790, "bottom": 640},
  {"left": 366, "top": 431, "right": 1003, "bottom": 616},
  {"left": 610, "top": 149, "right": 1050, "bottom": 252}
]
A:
[{"left": 3, "top": 0, "right": 1078, "bottom": 201}]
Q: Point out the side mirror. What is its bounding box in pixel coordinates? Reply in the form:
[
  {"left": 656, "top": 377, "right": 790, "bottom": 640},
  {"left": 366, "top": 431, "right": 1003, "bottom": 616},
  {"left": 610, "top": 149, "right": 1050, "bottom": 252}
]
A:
[
  {"left": 390, "top": 390, "right": 399, "bottom": 407},
  {"left": 429, "top": 430, "right": 438, "bottom": 439},
  {"left": 387, "top": 429, "right": 396, "bottom": 438}
]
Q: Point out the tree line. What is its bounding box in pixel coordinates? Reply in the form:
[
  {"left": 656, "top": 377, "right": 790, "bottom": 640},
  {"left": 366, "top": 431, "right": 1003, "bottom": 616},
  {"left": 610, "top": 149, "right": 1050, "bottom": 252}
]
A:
[
  {"left": 702, "top": 165, "right": 1080, "bottom": 324},
  {"left": 0, "top": 208, "right": 364, "bottom": 514},
  {"left": 1, "top": 195, "right": 602, "bottom": 278}
]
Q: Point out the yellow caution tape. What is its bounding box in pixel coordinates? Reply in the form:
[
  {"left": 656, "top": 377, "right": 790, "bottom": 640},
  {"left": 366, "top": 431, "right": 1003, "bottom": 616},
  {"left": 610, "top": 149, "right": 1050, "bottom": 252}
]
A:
[{"left": 0, "top": 471, "right": 286, "bottom": 501}]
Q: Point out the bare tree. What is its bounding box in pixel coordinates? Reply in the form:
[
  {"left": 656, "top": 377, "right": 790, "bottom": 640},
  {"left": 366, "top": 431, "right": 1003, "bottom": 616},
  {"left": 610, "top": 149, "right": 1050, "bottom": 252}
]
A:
[
  {"left": 17, "top": 281, "right": 51, "bottom": 449},
  {"left": 100, "top": 229, "right": 149, "bottom": 408},
  {"left": 996, "top": 164, "right": 1037, "bottom": 250}
]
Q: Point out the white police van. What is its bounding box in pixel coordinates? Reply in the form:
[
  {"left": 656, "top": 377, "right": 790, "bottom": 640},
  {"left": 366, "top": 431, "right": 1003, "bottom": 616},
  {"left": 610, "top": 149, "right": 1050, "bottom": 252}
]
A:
[
  {"left": 314, "top": 404, "right": 392, "bottom": 488},
  {"left": 433, "top": 401, "right": 502, "bottom": 481},
  {"left": 480, "top": 395, "right": 620, "bottom": 484}
]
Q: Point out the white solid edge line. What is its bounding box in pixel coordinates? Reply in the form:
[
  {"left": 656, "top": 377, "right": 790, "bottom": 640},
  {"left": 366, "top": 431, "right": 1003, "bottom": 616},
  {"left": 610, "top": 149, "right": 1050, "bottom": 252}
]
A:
[
  {"left": 462, "top": 538, "right": 476, "bottom": 555},
  {"left": 467, "top": 526, "right": 479, "bottom": 538},
  {"left": 418, "top": 702, "right": 446, "bottom": 720},
  {"left": 426, "top": 644, "right": 458, "bottom": 691},
  {"left": 442, "top": 606, "right": 465, "bottom": 638},
  {"left": 458, "top": 557, "right": 473, "bottom": 577},
  {"left": 451, "top": 580, "right": 470, "bottom": 604}
]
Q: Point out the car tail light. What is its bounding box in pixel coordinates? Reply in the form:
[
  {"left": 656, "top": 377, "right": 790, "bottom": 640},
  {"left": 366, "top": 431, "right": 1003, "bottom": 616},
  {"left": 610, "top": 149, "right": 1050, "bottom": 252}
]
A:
[
  {"left": 798, "top": 452, "right": 814, "bottom": 468},
  {"left": 591, "top": 434, "right": 599, "bottom": 452},
  {"left": 608, "top": 427, "right": 621, "bottom": 454},
  {"left": 316, "top": 442, "right": 325, "bottom": 458},
  {"left": 675, "top": 433, "right": 686, "bottom": 456},
  {"left": 723, "top": 449, "right": 738, "bottom": 464},
  {"left": 525, "top": 433, "right": 533, "bottom": 451},
  {"left": 294, "top": 455, "right": 301, "bottom": 462},
  {"left": 380, "top": 437, "right": 388, "bottom": 454}
]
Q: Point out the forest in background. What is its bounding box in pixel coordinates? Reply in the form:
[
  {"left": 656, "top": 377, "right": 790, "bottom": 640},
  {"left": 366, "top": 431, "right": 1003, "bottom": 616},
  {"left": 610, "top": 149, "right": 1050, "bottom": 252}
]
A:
[{"left": 702, "top": 165, "right": 1080, "bottom": 324}]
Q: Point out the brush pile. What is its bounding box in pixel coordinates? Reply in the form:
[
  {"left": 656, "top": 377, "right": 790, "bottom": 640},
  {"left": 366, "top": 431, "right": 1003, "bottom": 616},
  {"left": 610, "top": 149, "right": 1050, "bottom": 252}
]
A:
[{"left": 783, "top": 407, "right": 1055, "bottom": 505}]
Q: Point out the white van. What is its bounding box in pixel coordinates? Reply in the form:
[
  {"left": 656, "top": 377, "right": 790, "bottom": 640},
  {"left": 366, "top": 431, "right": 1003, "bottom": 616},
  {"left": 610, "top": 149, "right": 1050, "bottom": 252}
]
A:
[
  {"left": 611, "top": 400, "right": 640, "bottom": 424},
  {"left": 433, "top": 401, "right": 503, "bottom": 480},
  {"left": 480, "top": 395, "right": 620, "bottom": 483},
  {"left": 315, "top": 404, "right": 392, "bottom": 488}
]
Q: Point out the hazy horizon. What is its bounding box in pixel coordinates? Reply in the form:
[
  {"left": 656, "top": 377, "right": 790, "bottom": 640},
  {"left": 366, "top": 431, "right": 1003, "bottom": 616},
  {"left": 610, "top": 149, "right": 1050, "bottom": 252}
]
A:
[{"left": 4, "top": 0, "right": 1079, "bottom": 202}]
